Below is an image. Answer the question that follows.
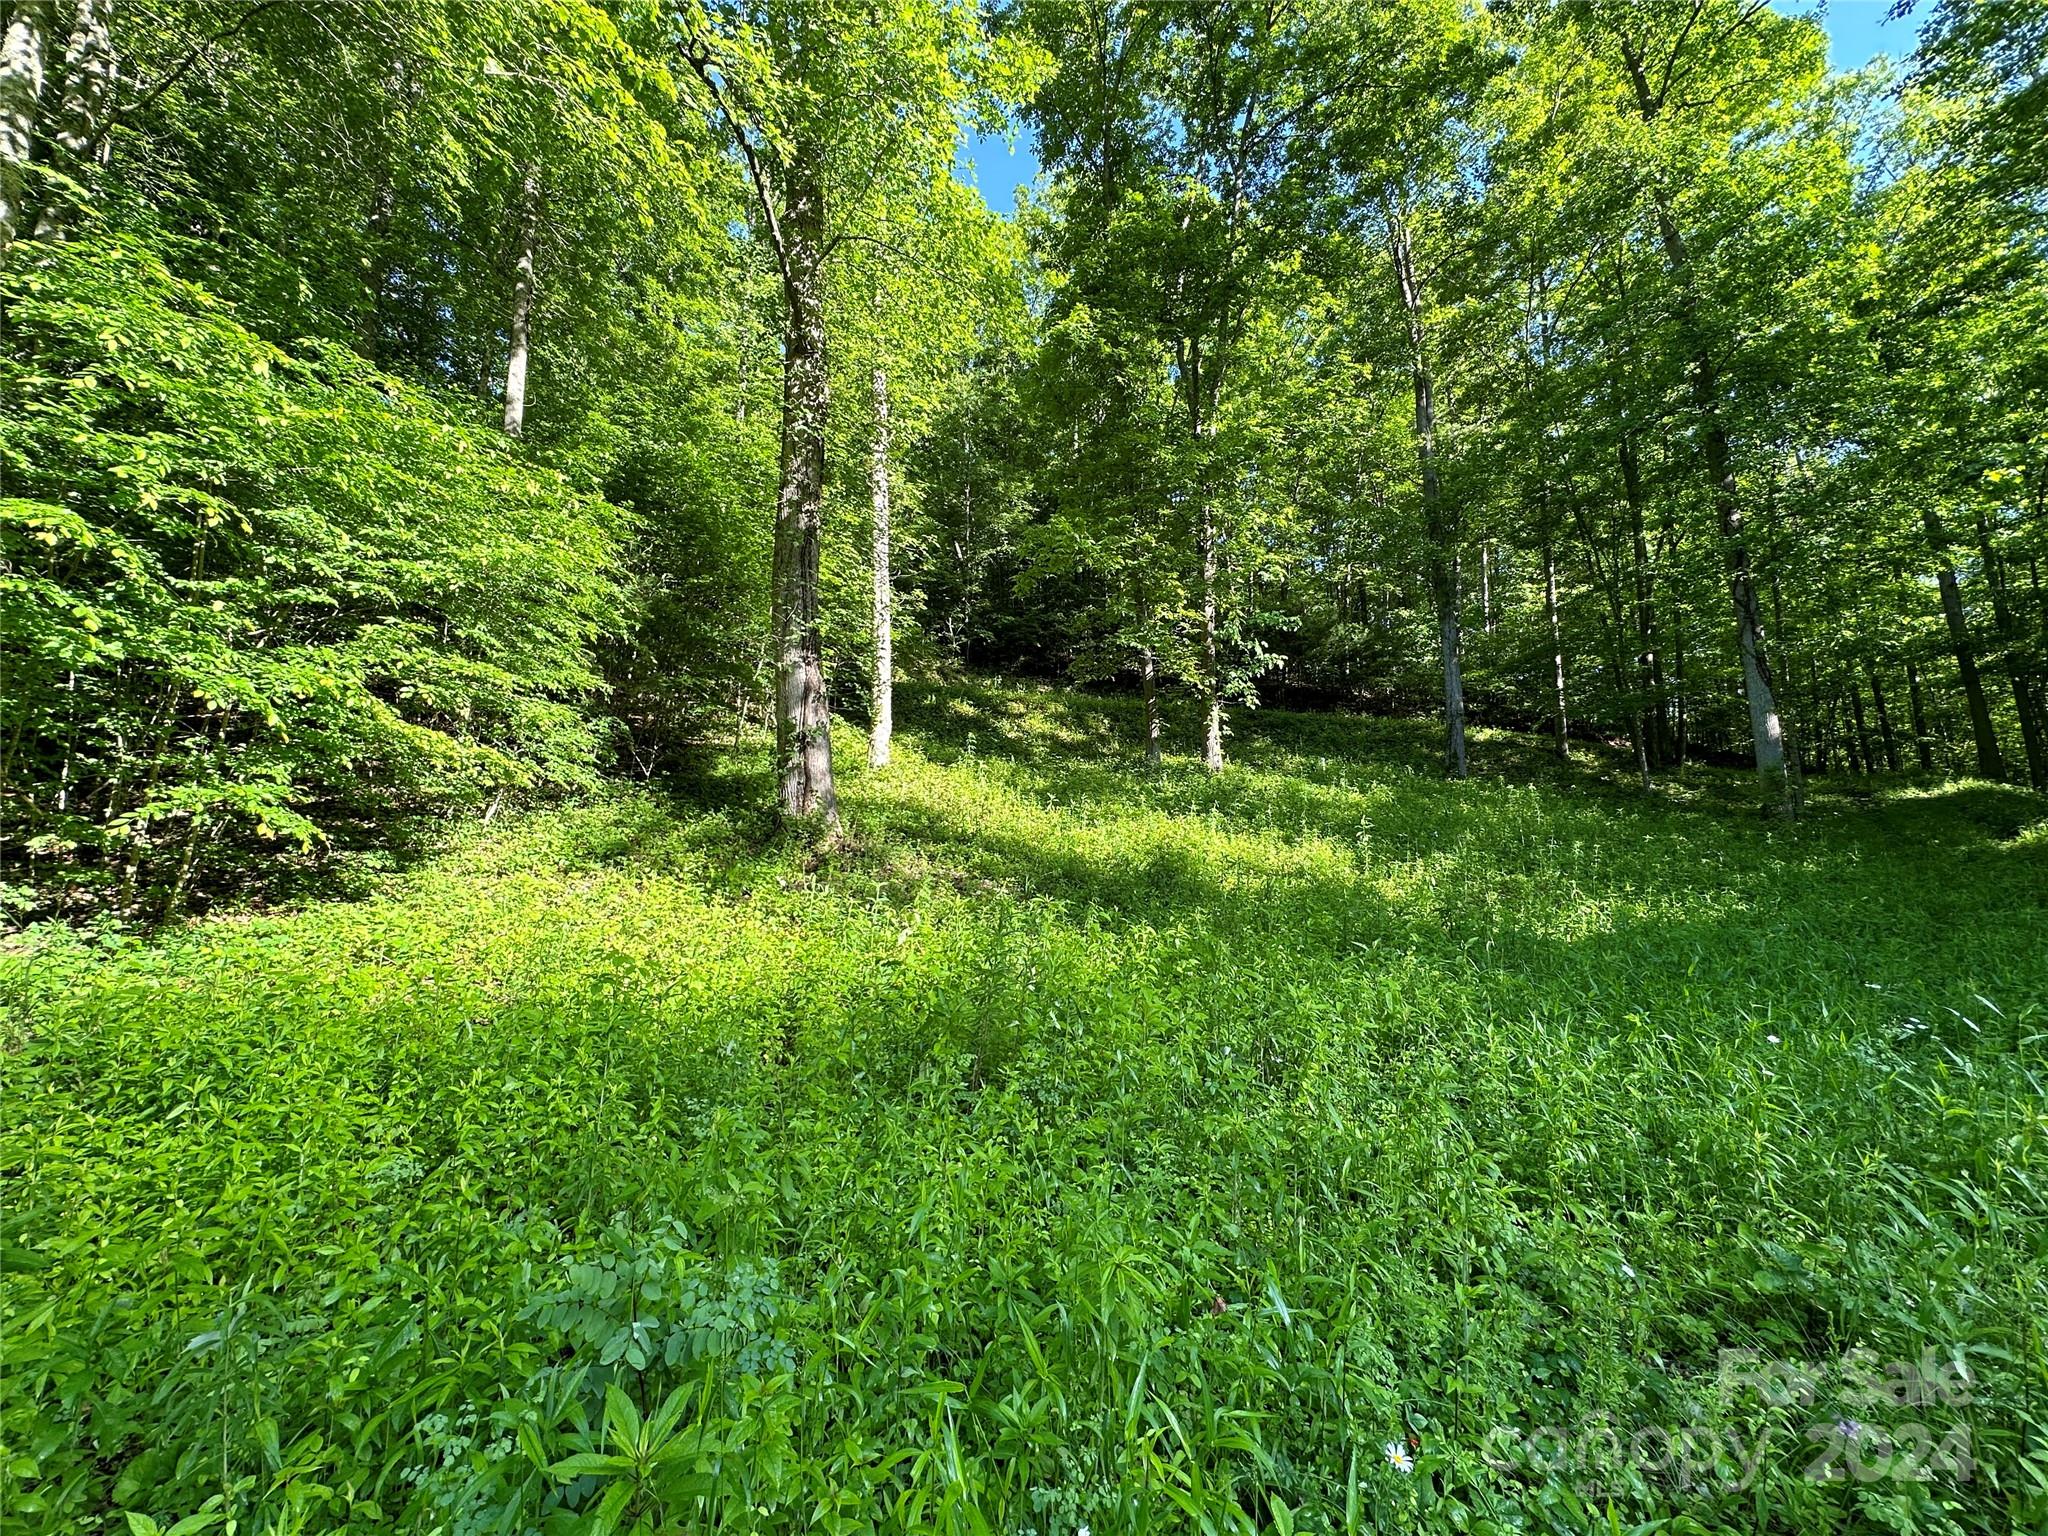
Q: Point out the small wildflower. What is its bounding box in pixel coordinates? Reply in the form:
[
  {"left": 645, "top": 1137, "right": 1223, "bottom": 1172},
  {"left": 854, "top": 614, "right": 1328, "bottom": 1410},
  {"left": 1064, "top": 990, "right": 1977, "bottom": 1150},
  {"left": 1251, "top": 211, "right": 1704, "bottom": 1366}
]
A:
[
  {"left": 1834, "top": 1417, "right": 1863, "bottom": 1441},
  {"left": 1766, "top": 1034, "right": 1780, "bottom": 1044},
  {"left": 1384, "top": 1440, "right": 1414, "bottom": 1474},
  {"left": 1619, "top": 1261, "right": 1637, "bottom": 1281}
]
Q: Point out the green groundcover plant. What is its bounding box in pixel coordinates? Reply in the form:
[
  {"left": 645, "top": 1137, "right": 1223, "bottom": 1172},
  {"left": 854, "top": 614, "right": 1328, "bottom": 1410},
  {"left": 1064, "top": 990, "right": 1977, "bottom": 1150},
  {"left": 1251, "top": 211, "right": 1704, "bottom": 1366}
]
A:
[{"left": 4, "top": 681, "right": 2043, "bottom": 1535}]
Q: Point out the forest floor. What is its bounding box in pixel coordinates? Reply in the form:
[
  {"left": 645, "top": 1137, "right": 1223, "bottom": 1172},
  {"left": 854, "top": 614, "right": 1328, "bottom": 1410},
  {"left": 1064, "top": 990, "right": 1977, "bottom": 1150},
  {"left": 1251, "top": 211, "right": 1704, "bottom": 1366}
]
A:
[{"left": 5, "top": 678, "right": 2046, "bottom": 1535}]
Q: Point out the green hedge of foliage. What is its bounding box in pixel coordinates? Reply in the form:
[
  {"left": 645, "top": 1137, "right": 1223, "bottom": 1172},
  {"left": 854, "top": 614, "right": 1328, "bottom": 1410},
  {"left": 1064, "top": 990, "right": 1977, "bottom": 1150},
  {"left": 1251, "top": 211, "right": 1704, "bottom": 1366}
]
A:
[{"left": 1, "top": 236, "right": 631, "bottom": 920}]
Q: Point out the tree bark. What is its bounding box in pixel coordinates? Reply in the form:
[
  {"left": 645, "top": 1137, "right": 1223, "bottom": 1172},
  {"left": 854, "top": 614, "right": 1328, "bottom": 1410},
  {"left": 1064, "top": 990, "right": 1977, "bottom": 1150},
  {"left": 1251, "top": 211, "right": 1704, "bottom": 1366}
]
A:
[
  {"left": 1140, "top": 639, "right": 1161, "bottom": 766},
  {"left": 1619, "top": 433, "right": 1665, "bottom": 768},
  {"left": 1544, "top": 539, "right": 1568, "bottom": 759},
  {"left": 1920, "top": 502, "right": 2004, "bottom": 780},
  {"left": 0, "top": 0, "right": 50, "bottom": 259},
  {"left": 1971, "top": 503, "right": 2047, "bottom": 789},
  {"left": 1390, "top": 214, "right": 1465, "bottom": 779},
  {"left": 868, "top": 363, "right": 893, "bottom": 770},
  {"left": 771, "top": 151, "right": 838, "bottom": 825},
  {"left": 1906, "top": 659, "right": 1934, "bottom": 771},
  {"left": 1867, "top": 664, "right": 1900, "bottom": 773},
  {"left": 1618, "top": 39, "right": 1787, "bottom": 804},
  {"left": 502, "top": 169, "right": 539, "bottom": 437},
  {"left": 31, "top": 0, "right": 115, "bottom": 242},
  {"left": 1850, "top": 673, "right": 1874, "bottom": 776}
]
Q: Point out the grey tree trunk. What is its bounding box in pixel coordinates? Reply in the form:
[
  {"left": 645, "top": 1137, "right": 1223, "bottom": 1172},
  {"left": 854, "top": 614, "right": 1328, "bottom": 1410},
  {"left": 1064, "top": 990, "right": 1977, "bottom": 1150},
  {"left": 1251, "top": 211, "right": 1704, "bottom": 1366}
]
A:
[
  {"left": 502, "top": 170, "right": 538, "bottom": 437},
  {"left": 1140, "top": 641, "right": 1161, "bottom": 766},
  {"left": 1619, "top": 43, "right": 1788, "bottom": 804},
  {"left": 1390, "top": 214, "right": 1466, "bottom": 779},
  {"left": 1920, "top": 501, "right": 2004, "bottom": 780},
  {"left": 1850, "top": 674, "right": 1874, "bottom": 775},
  {"left": 1619, "top": 434, "right": 1667, "bottom": 767},
  {"left": 0, "top": 0, "right": 50, "bottom": 259},
  {"left": 771, "top": 154, "right": 838, "bottom": 825},
  {"left": 31, "top": 0, "right": 115, "bottom": 242},
  {"left": 1970, "top": 504, "right": 2047, "bottom": 789},
  {"left": 1867, "top": 664, "right": 1900, "bottom": 772},
  {"left": 1200, "top": 499, "right": 1222, "bottom": 771},
  {"left": 1906, "top": 659, "right": 1935, "bottom": 771},
  {"left": 868, "top": 363, "right": 893, "bottom": 770},
  {"left": 1545, "top": 541, "right": 1568, "bottom": 759}
]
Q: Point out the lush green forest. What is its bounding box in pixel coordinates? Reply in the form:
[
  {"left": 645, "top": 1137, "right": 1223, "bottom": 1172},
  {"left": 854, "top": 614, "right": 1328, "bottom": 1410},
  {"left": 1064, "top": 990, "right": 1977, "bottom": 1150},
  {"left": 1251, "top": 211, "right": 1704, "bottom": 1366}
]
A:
[{"left": 2, "top": 1, "right": 2046, "bottom": 1533}]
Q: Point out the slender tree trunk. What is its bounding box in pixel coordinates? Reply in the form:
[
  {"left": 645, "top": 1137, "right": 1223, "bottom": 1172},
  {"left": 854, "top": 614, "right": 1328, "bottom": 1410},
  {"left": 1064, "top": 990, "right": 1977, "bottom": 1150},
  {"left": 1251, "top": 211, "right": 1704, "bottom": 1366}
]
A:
[
  {"left": 1906, "top": 659, "right": 1934, "bottom": 771},
  {"left": 1920, "top": 501, "right": 2004, "bottom": 779},
  {"left": 1140, "top": 639, "right": 1161, "bottom": 767},
  {"left": 1867, "top": 664, "right": 1900, "bottom": 772},
  {"left": 1544, "top": 539, "right": 1568, "bottom": 759},
  {"left": 1618, "top": 434, "right": 1666, "bottom": 768},
  {"left": 1850, "top": 673, "right": 1874, "bottom": 776},
  {"left": 1618, "top": 41, "right": 1789, "bottom": 803},
  {"left": 501, "top": 169, "right": 539, "bottom": 437},
  {"left": 1390, "top": 214, "right": 1465, "bottom": 779},
  {"left": 1971, "top": 504, "right": 2048, "bottom": 788},
  {"left": 868, "top": 363, "right": 893, "bottom": 770},
  {"left": 0, "top": 0, "right": 51, "bottom": 260},
  {"left": 1200, "top": 499, "right": 1223, "bottom": 771},
  {"left": 771, "top": 153, "right": 837, "bottom": 825},
  {"left": 31, "top": 0, "right": 115, "bottom": 242},
  {"left": 1671, "top": 606, "right": 1688, "bottom": 768}
]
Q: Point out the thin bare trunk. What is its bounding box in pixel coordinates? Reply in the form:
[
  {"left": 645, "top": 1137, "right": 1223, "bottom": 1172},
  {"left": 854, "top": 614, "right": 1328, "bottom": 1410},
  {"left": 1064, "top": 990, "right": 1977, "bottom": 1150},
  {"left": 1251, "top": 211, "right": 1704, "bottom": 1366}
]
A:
[
  {"left": 1906, "top": 659, "right": 1934, "bottom": 771},
  {"left": 1971, "top": 504, "right": 2047, "bottom": 788},
  {"left": 1618, "top": 42, "right": 1787, "bottom": 803},
  {"left": 1200, "top": 500, "right": 1222, "bottom": 771},
  {"left": 868, "top": 364, "right": 893, "bottom": 770},
  {"left": 502, "top": 169, "right": 538, "bottom": 437},
  {"left": 1390, "top": 213, "right": 1465, "bottom": 779},
  {"left": 1920, "top": 502, "right": 2004, "bottom": 779},
  {"left": 1850, "top": 674, "right": 1874, "bottom": 776},
  {"left": 1140, "top": 640, "right": 1160, "bottom": 766},
  {"left": 1544, "top": 540, "right": 1567, "bottom": 759},
  {"left": 0, "top": 0, "right": 51, "bottom": 258},
  {"left": 1867, "top": 664, "right": 1900, "bottom": 773}
]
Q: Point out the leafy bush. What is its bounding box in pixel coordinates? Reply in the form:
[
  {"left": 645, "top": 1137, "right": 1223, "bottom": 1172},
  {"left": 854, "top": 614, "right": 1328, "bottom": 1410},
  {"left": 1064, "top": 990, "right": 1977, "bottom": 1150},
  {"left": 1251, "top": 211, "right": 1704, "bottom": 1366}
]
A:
[{"left": 0, "top": 235, "right": 631, "bottom": 919}]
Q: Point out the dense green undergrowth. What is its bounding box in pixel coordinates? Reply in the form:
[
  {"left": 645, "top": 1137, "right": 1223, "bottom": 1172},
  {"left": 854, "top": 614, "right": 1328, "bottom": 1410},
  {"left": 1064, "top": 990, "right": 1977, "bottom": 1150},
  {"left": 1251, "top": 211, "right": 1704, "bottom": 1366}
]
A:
[{"left": 5, "top": 680, "right": 2046, "bottom": 1535}]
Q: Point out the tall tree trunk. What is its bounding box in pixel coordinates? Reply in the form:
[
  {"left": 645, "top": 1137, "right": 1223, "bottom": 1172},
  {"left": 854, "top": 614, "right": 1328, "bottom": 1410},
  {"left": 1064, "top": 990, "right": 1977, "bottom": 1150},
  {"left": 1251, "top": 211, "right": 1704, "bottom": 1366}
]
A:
[
  {"left": 1618, "top": 41, "right": 1788, "bottom": 803},
  {"left": 1906, "top": 659, "right": 1934, "bottom": 771},
  {"left": 1920, "top": 502, "right": 2004, "bottom": 779},
  {"left": 1544, "top": 539, "right": 1568, "bottom": 759},
  {"left": 0, "top": 0, "right": 51, "bottom": 260},
  {"left": 1867, "top": 664, "right": 1900, "bottom": 772},
  {"left": 1671, "top": 604, "right": 1688, "bottom": 768},
  {"left": 1140, "top": 639, "right": 1161, "bottom": 766},
  {"left": 1200, "top": 498, "right": 1222, "bottom": 771},
  {"left": 1390, "top": 214, "right": 1465, "bottom": 779},
  {"left": 1618, "top": 434, "right": 1666, "bottom": 768},
  {"left": 31, "top": 0, "right": 115, "bottom": 242},
  {"left": 771, "top": 153, "right": 837, "bottom": 825},
  {"left": 868, "top": 363, "right": 893, "bottom": 770},
  {"left": 1850, "top": 673, "right": 1874, "bottom": 776},
  {"left": 1971, "top": 504, "right": 2048, "bottom": 789},
  {"left": 501, "top": 170, "right": 539, "bottom": 437},
  {"left": 1180, "top": 337, "right": 1224, "bottom": 773}
]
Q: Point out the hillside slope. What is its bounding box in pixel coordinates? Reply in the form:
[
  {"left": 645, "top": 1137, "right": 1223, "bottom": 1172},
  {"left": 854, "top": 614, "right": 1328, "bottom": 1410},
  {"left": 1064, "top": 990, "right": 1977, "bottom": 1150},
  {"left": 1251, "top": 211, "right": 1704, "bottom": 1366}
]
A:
[{"left": 5, "top": 681, "right": 2045, "bottom": 1534}]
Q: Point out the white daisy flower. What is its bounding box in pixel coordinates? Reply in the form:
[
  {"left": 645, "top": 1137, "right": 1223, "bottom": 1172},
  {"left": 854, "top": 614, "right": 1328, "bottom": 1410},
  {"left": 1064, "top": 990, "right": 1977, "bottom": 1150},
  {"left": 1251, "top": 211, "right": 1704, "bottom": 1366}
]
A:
[{"left": 1384, "top": 1440, "right": 1414, "bottom": 1474}]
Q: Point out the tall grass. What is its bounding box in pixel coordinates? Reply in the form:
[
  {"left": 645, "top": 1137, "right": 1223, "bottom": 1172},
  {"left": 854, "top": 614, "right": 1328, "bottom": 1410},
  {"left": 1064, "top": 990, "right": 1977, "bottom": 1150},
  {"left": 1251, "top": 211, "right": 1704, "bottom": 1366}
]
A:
[{"left": 5, "top": 679, "right": 2044, "bottom": 1534}]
